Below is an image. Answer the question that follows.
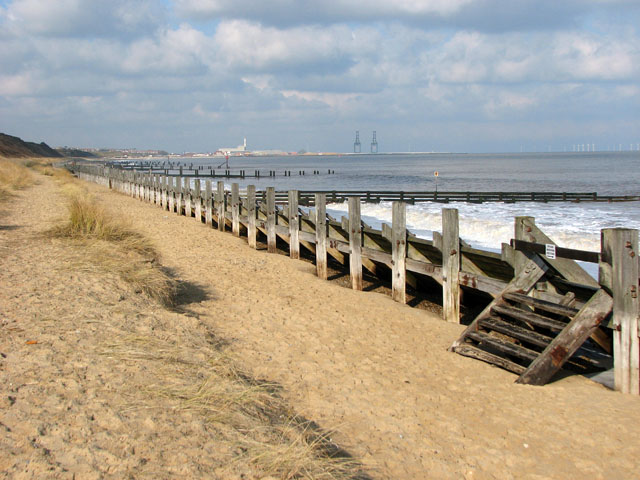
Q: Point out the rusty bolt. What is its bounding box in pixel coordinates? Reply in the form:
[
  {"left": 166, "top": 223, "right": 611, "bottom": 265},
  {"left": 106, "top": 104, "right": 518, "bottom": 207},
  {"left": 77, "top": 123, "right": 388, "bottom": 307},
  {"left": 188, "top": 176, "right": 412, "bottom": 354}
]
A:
[
  {"left": 450, "top": 249, "right": 457, "bottom": 255},
  {"left": 626, "top": 241, "right": 632, "bottom": 248},
  {"left": 525, "top": 226, "right": 532, "bottom": 233},
  {"left": 630, "top": 251, "right": 636, "bottom": 258}
]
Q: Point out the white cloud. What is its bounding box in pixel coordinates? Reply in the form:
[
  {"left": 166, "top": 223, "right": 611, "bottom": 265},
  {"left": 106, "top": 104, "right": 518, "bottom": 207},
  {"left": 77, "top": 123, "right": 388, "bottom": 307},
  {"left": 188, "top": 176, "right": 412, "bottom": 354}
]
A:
[{"left": 5, "top": 0, "right": 163, "bottom": 37}]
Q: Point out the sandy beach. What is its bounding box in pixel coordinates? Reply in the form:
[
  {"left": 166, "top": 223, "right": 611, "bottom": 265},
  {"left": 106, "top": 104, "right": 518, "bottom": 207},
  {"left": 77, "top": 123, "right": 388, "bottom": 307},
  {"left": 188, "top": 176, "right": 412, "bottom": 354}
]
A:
[{"left": 2, "top": 169, "right": 640, "bottom": 479}]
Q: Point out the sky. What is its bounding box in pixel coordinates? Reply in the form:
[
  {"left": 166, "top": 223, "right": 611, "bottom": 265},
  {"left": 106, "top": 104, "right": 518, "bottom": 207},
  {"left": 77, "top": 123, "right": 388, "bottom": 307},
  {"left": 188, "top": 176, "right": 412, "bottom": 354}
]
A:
[{"left": 0, "top": 0, "right": 639, "bottom": 153}]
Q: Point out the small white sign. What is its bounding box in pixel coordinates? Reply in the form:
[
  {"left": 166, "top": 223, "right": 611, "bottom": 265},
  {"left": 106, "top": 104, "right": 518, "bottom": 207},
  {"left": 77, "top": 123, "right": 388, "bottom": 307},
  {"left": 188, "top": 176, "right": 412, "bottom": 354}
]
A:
[{"left": 545, "top": 244, "right": 556, "bottom": 259}]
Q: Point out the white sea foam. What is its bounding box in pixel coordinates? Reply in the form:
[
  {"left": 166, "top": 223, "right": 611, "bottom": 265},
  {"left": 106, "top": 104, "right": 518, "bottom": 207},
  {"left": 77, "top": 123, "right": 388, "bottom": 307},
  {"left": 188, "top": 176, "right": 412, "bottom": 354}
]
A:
[{"left": 327, "top": 200, "right": 640, "bottom": 253}]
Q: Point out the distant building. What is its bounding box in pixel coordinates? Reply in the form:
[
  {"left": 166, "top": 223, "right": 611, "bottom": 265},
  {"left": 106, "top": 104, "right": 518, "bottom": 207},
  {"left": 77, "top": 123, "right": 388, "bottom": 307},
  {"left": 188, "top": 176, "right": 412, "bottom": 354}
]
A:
[{"left": 217, "top": 138, "right": 247, "bottom": 155}]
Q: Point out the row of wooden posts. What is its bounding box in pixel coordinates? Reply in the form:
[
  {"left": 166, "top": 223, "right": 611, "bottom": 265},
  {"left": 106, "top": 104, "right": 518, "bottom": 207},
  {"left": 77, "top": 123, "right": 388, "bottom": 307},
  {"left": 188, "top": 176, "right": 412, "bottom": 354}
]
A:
[{"left": 71, "top": 165, "right": 639, "bottom": 395}]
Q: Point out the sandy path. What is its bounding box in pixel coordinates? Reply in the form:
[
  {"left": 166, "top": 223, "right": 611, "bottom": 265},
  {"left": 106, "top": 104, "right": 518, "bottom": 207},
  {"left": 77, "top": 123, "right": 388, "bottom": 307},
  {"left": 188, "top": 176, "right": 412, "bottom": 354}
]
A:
[
  {"left": 0, "top": 175, "right": 276, "bottom": 479},
  {"left": 78, "top": 178, "right": 640, "bottom": 479}
]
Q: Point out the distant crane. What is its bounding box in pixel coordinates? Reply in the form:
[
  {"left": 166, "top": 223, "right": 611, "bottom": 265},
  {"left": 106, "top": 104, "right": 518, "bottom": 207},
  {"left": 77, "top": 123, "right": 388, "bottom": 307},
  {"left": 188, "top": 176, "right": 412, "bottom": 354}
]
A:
[
  {"left": 371, "top": 131, "right": 378, "bottom": 153},
  {"left": 354, "top": 131, "right": 361, "bottom": 153}
]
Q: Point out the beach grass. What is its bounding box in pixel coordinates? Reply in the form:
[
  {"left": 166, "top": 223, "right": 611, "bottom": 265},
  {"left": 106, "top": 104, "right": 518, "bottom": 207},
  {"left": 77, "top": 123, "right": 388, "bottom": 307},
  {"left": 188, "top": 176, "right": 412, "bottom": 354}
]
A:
[
  {"left": 0, "top": 157, "right": 35, "bottom": 199},
  {"left": 100, "top": 331, "right": 367, "bottom": 480},
  {"left": 48, "top": 192, "right": 177, "bottom": 306}
]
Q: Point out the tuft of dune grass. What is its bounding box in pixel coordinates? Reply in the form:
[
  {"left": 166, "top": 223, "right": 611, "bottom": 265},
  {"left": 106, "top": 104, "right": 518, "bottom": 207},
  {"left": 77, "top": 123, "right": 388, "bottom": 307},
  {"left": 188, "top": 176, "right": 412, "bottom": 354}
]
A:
[
  {"left": 49, "top": 194, "right": 176, "bottom": 306},
  {"left": 0, "top": 157, "right": 34, "bottom": 194},
  {"left": 100, "top": 332, "right": 369, "bottom": 480}
]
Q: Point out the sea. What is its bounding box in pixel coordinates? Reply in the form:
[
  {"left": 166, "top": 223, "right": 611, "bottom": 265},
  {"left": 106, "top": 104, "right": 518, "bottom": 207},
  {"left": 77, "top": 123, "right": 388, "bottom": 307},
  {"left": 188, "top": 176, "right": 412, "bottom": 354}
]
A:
[{"left": 173, "top": 151, "right": 639, "bottom": 256}]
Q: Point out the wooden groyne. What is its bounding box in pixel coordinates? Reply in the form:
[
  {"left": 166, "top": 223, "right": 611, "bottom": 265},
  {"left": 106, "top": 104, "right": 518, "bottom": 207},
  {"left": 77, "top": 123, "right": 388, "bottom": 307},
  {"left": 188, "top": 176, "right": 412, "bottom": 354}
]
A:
[
  {"left": 276, "top": 190, "right": 640, "bottom": 204},
  {"left": 91, "top": 162, "right": 640, "bottom": 203},
  {"left": 70, "top": 165, "right": 640, "bottom": 394},
  {"left": 103, "top": 161, "right": 335, "bottom": 180}
]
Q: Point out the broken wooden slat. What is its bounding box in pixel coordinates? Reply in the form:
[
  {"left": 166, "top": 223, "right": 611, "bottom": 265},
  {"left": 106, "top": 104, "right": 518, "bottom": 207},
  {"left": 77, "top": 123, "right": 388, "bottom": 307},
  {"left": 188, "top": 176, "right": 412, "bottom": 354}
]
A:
[
  {"left": 467, "top": 331, "right": 539, "bottom": 363},
  {"left": 516, "top": 289, "right": 613, "bottom": 385},
  {"left": 455, "top": 344, "right": 526, "bottom": 375},
  {"left": 450, "top": 256, "right": 548, "bottom": 352},
  {"left": 503, "top": 292, "right": 579, "bottom": 317},
  {"left": 479, "top": 317, "right": 553, "bottom": 349},
  {"left": 491, "top": 304, "right": 567, "bottom": 332}
]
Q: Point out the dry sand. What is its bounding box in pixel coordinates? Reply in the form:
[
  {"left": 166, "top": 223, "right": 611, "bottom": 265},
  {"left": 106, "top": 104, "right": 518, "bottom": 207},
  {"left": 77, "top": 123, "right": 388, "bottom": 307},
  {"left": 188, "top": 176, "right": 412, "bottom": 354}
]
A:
[{"left": 2, "top": 172, "right": 640, "bottom": 479}]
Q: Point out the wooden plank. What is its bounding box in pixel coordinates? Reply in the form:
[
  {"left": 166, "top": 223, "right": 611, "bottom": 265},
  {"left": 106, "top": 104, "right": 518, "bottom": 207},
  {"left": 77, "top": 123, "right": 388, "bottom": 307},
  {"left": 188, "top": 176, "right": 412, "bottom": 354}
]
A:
[
  {"left": 511, "top": 239, "right": 600, "bottom": 263},
  {"left": 288, "top": 190, "right": 299, "bottom": 259},
  {"left": 517, "top": 216, "right": 598, "bottom": 288},
  {"left": 247, "top": 185, "right": 257, "bottom": 248},
  {"left": 467, "top": 331, "right": 538, "bottom": 362},
  {"left": 267, "top": 187, "right": 276, "bottom": 253},
  {"left": 232, "top": 183, "right": 240, "bottom": 236},
  {"left": 217, "top": 181, "right": 225, "bottom": 232},
  {"left": 454, "top": 344, "right": 526, "bottom": 375},
  {"left": 450, "top": 255, "right": 549, "bottom": 351},
  {"left": 391, "top": 202, "right": 406, "bottom": 303},
  {"left": 491, "top": 304, "right": 568, "bottom": 332},
  {"left": 517, "top": 289, "right": 613, "bottom": 385},
  {"left": 315, "top": 194, "right": 328, "bottom": 280},
  {"left": 502, "top": 292, "right": 579, "bottom": 317},
  {"left": 349, "top": 197, "right": 363, "bottom": 291},
  {"left": 442, "top": 208, "right": 460, "bottom": 323},
  {"left": 458, "top": 272, "right": 506, "bottom": 297},
  {"left": 480, "top": 317, "right": 553, "bottom": 349},
  {"left": 406, "top": 258, "right": 443, "bottom": 282},
  {"left": 194, "top": 178, "right": 202, "bottom": 221},
  {"left": 205, "top": 180, "right": 212, "bottom": 225},
  {"left": 601, "top": 228, "right": 639, "bottom": 394}
]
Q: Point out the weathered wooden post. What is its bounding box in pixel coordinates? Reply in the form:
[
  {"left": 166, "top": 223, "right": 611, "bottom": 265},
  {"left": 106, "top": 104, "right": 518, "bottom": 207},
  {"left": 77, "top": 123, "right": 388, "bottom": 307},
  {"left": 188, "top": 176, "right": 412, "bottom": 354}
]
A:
[
  {"left": 349, "top": 197, "right": 363, "bottom": 290},
  {"left": 205, "top": 180, "right": 212, "bottom": 225},
  {"left": 216, "top": 181, "right": 225, "bottom": 231},
  {"left": 161, "top": 176, "right": 167, "bottom": 209},
  {"left": 392, "top": 202, "right": 406, "bottom": 303},
  {"left": 153, "top": 174, "right": 158, "bottom": 205},
  {"left": 267, "top": 187, "right": 276, "bottom": 253},
  {"left": 514, "top": 216, "right": 535, "bottom": 277},
  {"left": 184, "top": 177, "right": 191, "bottom": 217},
  {"left": 169, "top": 177, "right": 176, "bottom": 213},
  {"left": 175, "top": 176, "right": 182, "bottom": 215},
  {"left": 194, "top": 178, "right": 202, "bottom": 221},
  {"left": 443, "top": 208, "right": 461, "bottom": 323},
  {"left": 315, "top": 193, "right": 328, "bottom": 280},
  {"left": 288, "top": 190, "right": 299, "bottom": 259},
  {"left": 247, "top": 185, "right": 257, "bottom": 248},
  {"left": 601, "top": 228, "right": 639, "bottom": 394},
  {"left": 232, "top": 183, "right": 240, "bottom": 236}
]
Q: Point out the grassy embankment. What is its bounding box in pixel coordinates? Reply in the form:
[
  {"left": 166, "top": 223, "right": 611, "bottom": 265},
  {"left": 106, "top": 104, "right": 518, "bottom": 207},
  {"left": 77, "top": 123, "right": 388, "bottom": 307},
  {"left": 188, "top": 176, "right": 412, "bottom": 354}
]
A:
[{"left": 0, "top": 156, "right": 366, "bottom": 479}]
